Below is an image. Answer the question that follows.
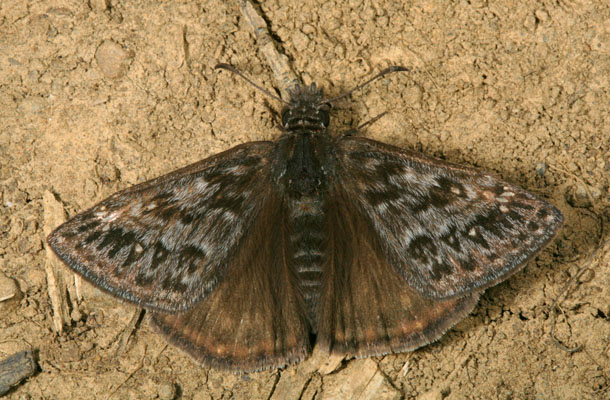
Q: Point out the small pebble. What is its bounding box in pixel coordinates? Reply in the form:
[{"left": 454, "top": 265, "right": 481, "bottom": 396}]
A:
[
  {"left": 291, "top": 31, "right": 309, "bottom": 52},
  {"left": 0, "top": 272, "right": 20, "bottom": 302},
  {"left": 535, "top": 162, "right": 547, "bottom": 176},
  {"left": 95, "top": 40, "right": 133, "bottom": 79},
  {"left": 158, "top": 381, "right": 176, "bottom": 400},
  {"left": 567, "top": 184, "right": 595, "bottom": 208}
]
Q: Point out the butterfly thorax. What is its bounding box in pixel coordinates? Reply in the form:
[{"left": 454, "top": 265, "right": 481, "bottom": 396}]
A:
[
  {"left": 275, "top": 83, "right": 334, "bottom": 196},
  {"left": 281, "top": 83, "right": 330, "bottom": 135}
]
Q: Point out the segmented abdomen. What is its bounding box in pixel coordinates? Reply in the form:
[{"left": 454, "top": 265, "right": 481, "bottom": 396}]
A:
[{"left": 288, "top": 196, "right": 326, "bottom": 326}]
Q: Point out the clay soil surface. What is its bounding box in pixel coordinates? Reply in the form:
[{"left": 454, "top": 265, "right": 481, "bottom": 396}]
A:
[{"left": 1, "top": 0, "right": 608, "bottom": 399}]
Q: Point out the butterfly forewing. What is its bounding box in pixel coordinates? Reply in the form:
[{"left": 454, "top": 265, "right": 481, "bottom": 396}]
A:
[
  {"left": 335, "top": 136, "right": 564, "bottom": 299},
  {"left": 47, "top": 142, "right": 275, "bottom": 312}
]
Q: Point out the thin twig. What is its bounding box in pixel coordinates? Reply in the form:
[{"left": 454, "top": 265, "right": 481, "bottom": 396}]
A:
[
  {"left": 238, "top": 0, "right": 299, "bottom": 100},
  {"left": 116, "top": 308, "right": 145, "bottom": 356},
  {"left": 549, "top": 235, "right": 608, "bottom": 352},
  {"left": 105, "top": 347, "right": 147, "bottom": 400},
  {"left": 546, "top": 165, "right": 606, "bottom": 353}
]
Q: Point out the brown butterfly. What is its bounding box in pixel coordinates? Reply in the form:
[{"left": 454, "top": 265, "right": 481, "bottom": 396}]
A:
[{"left": 47, "top": 65, "right": 563, "bottom": 372}]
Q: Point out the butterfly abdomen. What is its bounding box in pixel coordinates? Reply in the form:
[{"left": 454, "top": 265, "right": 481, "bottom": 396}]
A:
[{"left": 288, "top": 195, "right": 327, "bottom": 327}]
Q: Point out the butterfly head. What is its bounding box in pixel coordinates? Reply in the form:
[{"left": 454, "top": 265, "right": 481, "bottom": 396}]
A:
[{"left": 282, "top": 83, "right": 331, "bottom": 132}]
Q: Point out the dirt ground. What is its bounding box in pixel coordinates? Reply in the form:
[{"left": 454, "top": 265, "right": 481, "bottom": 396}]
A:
[{"left": 1, "top": 0, "right": 609, "bottom": 399}]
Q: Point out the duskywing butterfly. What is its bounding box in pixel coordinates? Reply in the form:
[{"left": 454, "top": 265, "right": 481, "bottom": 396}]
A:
[{"left": 47, "top": 65, "right": 563, "bottom": 372}]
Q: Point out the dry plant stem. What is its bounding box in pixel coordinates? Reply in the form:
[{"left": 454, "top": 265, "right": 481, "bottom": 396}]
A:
[
  {"left": 418, "top": 353, "right": 472, "bottom": 398},
  {"left": 74, "top": 274, "right": 83, "bottom": 303},
  {"left": 546, "top": 166, "right": 606, "bottom": 353},
  {"left": 549, "top": 236, "right": 608, "bottom": 353},
  {"left": 238, "top": 0, "right": 299, "bottom": 100},
  {"left": 400, "top": 354, "right": 413, "bottom": 377},
  {"left": 105, "top": 348, "right": 147, "bottom": 400},
  {"left": 43, "top": 190, "right": 73, "bottom": 334},
  {"left": 0, "top": 351, "right": 37, "bottom": 396},
  {"left": 116, "top": 308, "right": 145, "bottom": 355}
]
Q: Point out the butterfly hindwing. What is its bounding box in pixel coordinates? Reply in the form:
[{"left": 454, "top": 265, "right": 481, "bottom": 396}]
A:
[
  {"left": 149, "top": 190, "right": 311, "bottom": 372},
  {"left": 47, "top": 142, "right": 275, "bottom": 312},
  {"left": 317, "top": 185, "right": 479, "bottom": 356},
  {"left": 335, "top": 136, "right": 563, "bottom": 299}
]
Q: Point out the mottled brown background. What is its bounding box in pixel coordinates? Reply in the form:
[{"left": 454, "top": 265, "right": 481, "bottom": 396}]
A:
[{"left": 0, "top": 0, "right": 608, "bottom": 399}]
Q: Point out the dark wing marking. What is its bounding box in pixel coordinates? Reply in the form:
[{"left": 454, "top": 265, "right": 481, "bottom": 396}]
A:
[
  {"left": 335, "top": 136, "right": 563, "bottom": 299},
  {"left": 48, "top": 142, "right": 275, "bottom": 312},
  {"left": 149, "top": 191, "right": 311, "bottom": 372}
]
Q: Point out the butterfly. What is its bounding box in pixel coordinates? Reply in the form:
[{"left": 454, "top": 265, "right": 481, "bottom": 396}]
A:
[{"left": 47, "top": 65, "right": 563, "bottom": 372}]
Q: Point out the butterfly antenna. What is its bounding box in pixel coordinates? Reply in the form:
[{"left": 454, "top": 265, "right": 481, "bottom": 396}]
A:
[
  {"left": 357, "top": 111, "right": 388, "bottom": 130},
  {"left": 215, "top": 63, "right": 289, "bottom": 105},
  {"left": 324, "top": 66, "right": 409, "bottom": 104},
  {"left": 342, "top": 111, "right": 389, "bottom": 137}
]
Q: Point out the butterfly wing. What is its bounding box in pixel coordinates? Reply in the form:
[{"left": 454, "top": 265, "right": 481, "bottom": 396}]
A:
[
  {"left": 317, "top": 186, "right": 479, "bottom": 356},
  {"left": 334, "top": 136, "right": 563, "bottom": 299},
  {"left": 47, "top": 142, "right": 275, "bottom": 312},
  {"left": 149, "top": 190, "right": 311, "bottom": 372}
]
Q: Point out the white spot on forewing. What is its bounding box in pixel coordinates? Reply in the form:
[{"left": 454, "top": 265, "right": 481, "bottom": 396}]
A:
[
  {"left": 450, "top": 186, "right": 461, "bottom": 195},
  {"left": 220, "top": 209, "right": 237, "bottom": 224},
  {"left": 135, "top": 243, "right": 143, "bottom": 253},
  {"left": 477, "top": 190, "right": 493, "bottom": 202},
  {"left": 469, "top": 227, "right": 477, "bottom": 237},
  {"left": 94, "top": 210, "right": 121, "bottom": 223},
  {"left": 193, "top": 178, "right": 209, "bottom": 192},
  {"left": 499, "top": 205, "right": 509, "bottom": 213}
]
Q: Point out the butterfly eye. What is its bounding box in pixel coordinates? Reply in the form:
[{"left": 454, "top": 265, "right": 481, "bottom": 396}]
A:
[
  {"left": 318, "top": 104, "right": 330, "bottom": 127},
  {"left": 281, "top": 109, "right": 292, "bottom": 126}
]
